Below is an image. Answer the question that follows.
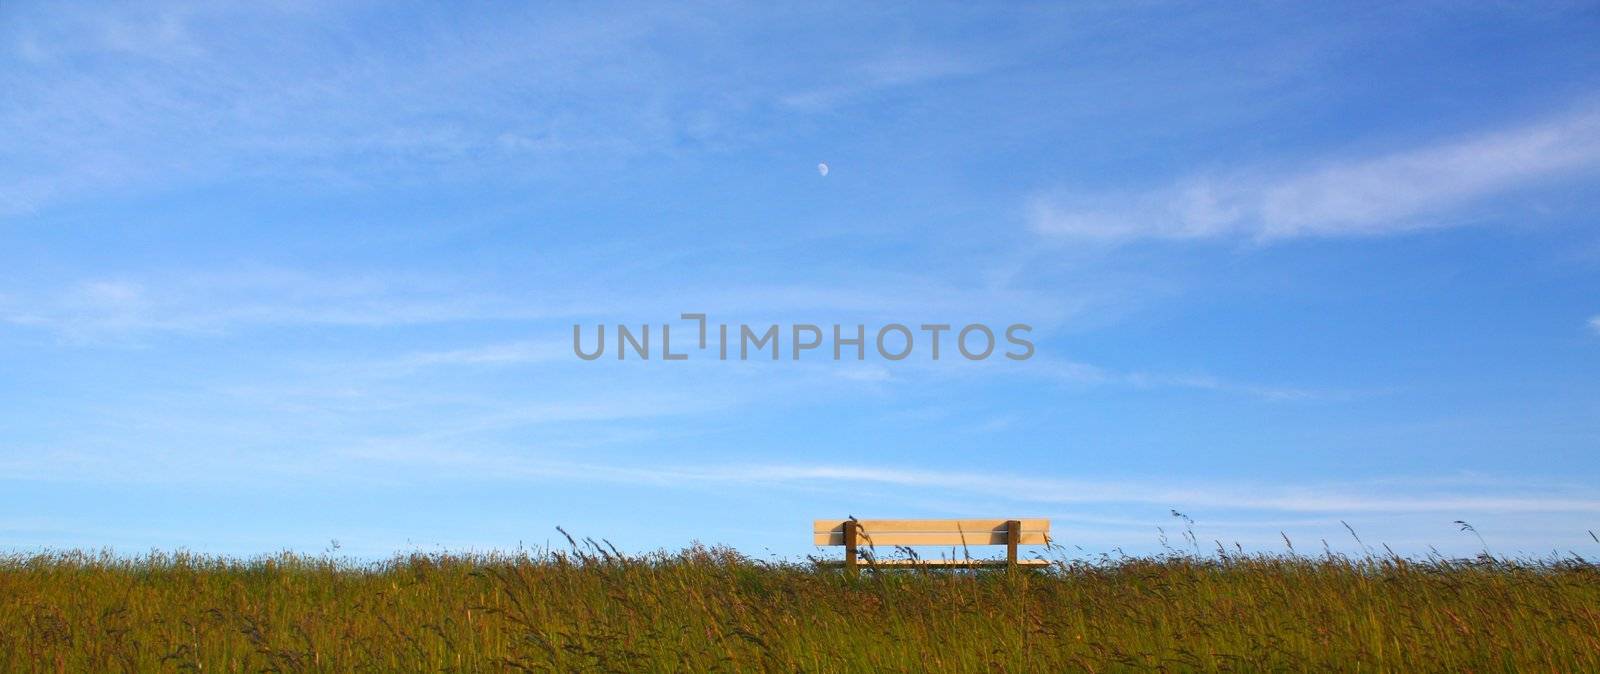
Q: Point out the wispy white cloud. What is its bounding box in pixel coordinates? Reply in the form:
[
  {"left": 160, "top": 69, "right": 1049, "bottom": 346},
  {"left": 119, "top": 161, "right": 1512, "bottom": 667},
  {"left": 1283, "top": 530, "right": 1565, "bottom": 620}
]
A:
[
  {"left": 0, "top": 274, "right": 541, "bottom": 341},
  {"left": 667, "top": 464, "right": 1600, "bottom": 514},
  {"left": 309, "top": 452, "right": 1600, "bottom": 515},
  {"left": 1589, "top": 315, "right": 1600, "bottom": 335},
  {"left": 24, "top": 439, "right": 1582, "bottom": 516},
  {"left": 1029, "top": 358, "right": 1339, "bottom": 401},
  {"left": 0, "top": 264, "right": 1089, "bottom": 344},
  {"left": 0, "top": 4, "right": 761, "bottom": 215},
  {"left": 1031, "top": 105, "right": 1600, "bottom": 242},
  {"left": 0, "top": 4, "right": 1007, "bottom": 216},
  {"left": 342, "top": 336, "right": 1332, "bottom": 403},
  {"left": 391, "top": 341, "right": 567, "bottom": 369},
  {"left": 779, "top": 47, "right": 981, "bottom": 111}
]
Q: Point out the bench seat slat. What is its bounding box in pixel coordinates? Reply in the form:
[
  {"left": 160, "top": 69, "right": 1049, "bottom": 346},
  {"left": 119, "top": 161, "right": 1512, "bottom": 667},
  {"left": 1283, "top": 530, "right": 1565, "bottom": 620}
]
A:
[
  {"left": 818, "top": 558, "right": 1051, "bottom": 568},
  {"left": 812, "top": 518, "right": 1050, "bottom": 546}
]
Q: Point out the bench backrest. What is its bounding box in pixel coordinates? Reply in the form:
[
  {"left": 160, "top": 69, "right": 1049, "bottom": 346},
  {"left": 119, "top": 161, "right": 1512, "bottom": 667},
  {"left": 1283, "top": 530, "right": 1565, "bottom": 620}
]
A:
[{"left": 813, "top": 518, "right": 1050, "bottom": 547}]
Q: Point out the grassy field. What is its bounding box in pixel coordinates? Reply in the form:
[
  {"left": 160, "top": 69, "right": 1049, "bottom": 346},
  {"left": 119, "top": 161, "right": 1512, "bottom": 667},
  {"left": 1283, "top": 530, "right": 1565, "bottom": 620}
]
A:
[{"left": 2, "top": 538, "right": 1598, "bottom": 672}]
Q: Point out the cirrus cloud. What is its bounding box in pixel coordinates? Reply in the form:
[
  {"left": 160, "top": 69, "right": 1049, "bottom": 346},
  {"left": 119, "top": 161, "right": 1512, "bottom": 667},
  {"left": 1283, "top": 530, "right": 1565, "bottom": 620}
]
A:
[{"left": 1031, "top": 104, "right": 1600, "bottom": 243}]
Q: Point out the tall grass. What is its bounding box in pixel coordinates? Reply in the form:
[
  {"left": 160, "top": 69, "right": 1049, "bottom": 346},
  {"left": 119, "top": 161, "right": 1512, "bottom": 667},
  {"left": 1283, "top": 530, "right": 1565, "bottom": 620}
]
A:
[{"left": 1, "top": 540, "right": 1597, "bottom": 671}]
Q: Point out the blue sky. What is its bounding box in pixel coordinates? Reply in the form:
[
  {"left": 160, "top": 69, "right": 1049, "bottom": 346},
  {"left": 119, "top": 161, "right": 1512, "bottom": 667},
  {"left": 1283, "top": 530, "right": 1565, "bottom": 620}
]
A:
[{"left": 2, "top": 2, "right": 1599, "bottom": 560}]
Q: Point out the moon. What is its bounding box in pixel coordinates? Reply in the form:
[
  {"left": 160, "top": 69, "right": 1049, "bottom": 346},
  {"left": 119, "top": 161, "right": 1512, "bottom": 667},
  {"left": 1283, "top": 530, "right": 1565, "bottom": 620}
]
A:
[{"left": 817, "top": 162, "right": 829, "bottom": 177}]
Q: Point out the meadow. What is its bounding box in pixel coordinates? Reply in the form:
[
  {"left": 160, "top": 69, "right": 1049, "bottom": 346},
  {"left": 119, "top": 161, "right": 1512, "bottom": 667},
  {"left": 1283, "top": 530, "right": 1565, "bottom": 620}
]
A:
[{"left": 2, "top": 535, "right": 1597, "bottom": 672}]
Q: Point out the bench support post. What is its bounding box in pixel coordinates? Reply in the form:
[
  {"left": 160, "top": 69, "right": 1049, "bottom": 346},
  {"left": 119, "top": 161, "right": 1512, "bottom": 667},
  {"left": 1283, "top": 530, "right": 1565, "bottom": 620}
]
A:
[
  {"left": 1006, "top": 519, "right": 1021, "bottom": 568},
  {"left": 844, "top": 520, "right": 859, "bottom": 575}
]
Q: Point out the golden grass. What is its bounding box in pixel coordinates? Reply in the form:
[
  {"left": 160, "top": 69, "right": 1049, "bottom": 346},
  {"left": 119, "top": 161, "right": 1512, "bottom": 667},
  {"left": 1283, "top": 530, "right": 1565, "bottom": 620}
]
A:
[{"left": 2, "top": 542, "right": 1597, "bottom": 672}]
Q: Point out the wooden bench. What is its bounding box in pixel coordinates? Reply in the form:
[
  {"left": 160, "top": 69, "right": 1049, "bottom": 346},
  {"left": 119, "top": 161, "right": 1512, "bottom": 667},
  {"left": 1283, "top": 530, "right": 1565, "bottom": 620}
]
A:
[{"left": 813, "top": 518, "right": 1051, "bottom": 571}]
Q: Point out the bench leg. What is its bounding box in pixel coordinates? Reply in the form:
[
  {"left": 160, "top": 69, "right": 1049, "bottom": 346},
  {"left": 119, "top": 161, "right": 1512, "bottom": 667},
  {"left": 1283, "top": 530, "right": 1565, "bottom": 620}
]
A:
[
  {"left": 1006, "top": 519, "right": 1021, "bottom": 568},
  {"left": 844, "top": 520, "right": 859, "bottom": 575}
]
